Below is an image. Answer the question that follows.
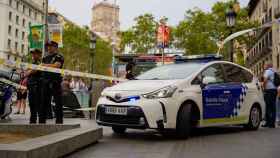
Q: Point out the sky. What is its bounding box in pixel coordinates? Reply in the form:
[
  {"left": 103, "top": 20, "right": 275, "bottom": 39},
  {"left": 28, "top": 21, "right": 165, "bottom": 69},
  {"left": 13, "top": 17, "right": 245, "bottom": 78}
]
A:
[{"left": 49, "top": 0, "right": 250, "bottom": 30}]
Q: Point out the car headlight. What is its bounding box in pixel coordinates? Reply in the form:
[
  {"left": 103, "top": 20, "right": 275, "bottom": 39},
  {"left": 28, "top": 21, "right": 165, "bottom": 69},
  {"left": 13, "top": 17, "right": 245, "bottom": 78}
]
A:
[{"left": 142, "top": 86, "right": 177, "bottom": 99}]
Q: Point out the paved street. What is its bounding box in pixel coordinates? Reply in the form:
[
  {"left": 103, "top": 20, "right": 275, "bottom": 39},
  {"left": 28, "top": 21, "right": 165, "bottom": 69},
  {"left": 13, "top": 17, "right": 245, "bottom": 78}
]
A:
[{"left": 68, "top": 126, "right": 280, "bottom": 158}]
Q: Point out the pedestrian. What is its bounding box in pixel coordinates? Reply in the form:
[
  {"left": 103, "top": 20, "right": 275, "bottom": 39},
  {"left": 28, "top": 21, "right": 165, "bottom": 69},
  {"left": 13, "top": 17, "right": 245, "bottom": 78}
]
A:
[
  {"left": 15, "top": 72, "right": 27, "bottom": 114},
  {"left": 40, "top": 41, "right": 64, "bottom": 124},
  {"left": 61, "top": 76, "right": 71, "bottom": 92},
  {"left": 125, "top": 61, "right": 135, "bottom": 80},
  {"left": 263, "top": 63, "right": 278, "bottom": 128},
  {"left": 277, "top": 87, "right": 280, "bottom": 126},
  {"left": 26, "top": 49, "right": 42, "bottom": 124}
]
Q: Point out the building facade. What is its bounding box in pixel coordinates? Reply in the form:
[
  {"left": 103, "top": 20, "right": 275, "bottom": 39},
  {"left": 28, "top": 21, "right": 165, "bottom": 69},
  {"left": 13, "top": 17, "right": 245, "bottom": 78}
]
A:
[
  {"left": 246, "top": 0, "right": 280, "bottom": 77},
  {"left": 91, "top": 0, "right": 120, "bottom": 45},
  {"left": 0, "top": 0, "right": 45, "bottom": 62}
]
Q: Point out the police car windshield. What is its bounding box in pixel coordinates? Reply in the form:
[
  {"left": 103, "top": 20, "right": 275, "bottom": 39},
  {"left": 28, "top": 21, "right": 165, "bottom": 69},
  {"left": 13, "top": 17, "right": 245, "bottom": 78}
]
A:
[{"left": 136, "top": 63, "right": 204, "bottom": 80}]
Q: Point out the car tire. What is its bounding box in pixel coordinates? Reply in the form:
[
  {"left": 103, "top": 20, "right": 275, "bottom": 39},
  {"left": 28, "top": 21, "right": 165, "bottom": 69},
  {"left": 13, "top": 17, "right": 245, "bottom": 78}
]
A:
[
  {"left": 112, "top": 126, "right": 127, "bottom": 134},
  {"left": 176, "top": 103, "right": 192, "bottom": 139},
  {"left": 245, "top": 105, "right": 261, "bottom": 130}
]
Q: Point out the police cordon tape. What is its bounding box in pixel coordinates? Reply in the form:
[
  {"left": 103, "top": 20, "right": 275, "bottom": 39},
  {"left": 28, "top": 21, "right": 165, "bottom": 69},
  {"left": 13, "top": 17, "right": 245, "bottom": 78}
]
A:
[
  {"left": 0, "top": 78, "right": 27, "bottom": 90},
  {"left": 0, "top": 58, "right": 127, "bottom": 82}
]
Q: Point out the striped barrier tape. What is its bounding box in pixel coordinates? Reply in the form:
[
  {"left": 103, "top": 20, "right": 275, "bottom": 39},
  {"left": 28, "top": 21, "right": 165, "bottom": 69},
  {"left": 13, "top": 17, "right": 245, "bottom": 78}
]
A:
[
  {"left": 0, "top": 58, "right": 127, "bottom": 82},
  {"left": 0, "top": 78, "right": 27, "bottom": 90}
]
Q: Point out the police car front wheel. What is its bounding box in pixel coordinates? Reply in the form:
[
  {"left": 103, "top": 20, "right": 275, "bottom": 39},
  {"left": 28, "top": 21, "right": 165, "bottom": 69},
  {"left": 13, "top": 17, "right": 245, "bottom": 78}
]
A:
[
  {"left": 176, "top": 103, "right": 192, "bottom": 139},
  {"left": 245, "top": 105, "right": 261, "bottom": 130}
]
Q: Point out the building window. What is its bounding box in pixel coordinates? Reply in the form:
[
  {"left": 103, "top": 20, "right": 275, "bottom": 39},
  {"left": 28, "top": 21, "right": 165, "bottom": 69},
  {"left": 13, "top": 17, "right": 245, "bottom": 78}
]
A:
[
  {"left": 16, "top": 1, "right": 19, "bottom": 10},
  {"left": 9, "top": 12, "right": 12, "bottom": 21},
  {"left": 277, "top": 54, "right": 280, "bottom": 69},
  {"left": 16, "top": 15, "right": 19, "bottom": 25},
  {"left": 22, "top": 18, "right": 25, "bottom": 27},
  {"left": 41, "top": 15, "right": 45, "bottom": 22},
  {"left": 29, "top": 8, "right": 32, "bottom": 16},
  {"left": 8, "top": 25, "right": 12, "bottom": 35},
  {"left": 7, "top": 55, "right": 10, "bottom": 60},
  {"left": 21, "top": 44, "right": 24, "bottom": 54},
  {"left": 22, "top": 31, "right": 25, "bottom": 40},
  {"left": 35, "top": 12, "right": 37, "bottom": 20},
  {"left": 15, "top": 29, "right": 18, "bottom": 37},
  {"left": 7, "top": 39, "right": 11, "bottom": 49},
  {"left": 9, "top": 0, "right": 12, "bottom": 6},
  {"left": 15, "top": 42, "right": 18, "bottom": 52},
  {"left": 23, "top": 5, "right": 25, "bottom": 14}
]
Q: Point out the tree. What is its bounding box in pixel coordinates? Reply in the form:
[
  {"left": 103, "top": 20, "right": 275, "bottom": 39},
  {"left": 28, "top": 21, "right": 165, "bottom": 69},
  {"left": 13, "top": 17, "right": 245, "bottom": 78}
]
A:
[
  {"left": 174, "top": 0, "right": 257, "bottom": 60},
  {"left": 60, "top": 23, "right": 112, "bottom": 75},
  {"left": 120, "top": 14, "right": 157, "bottom": 53}
]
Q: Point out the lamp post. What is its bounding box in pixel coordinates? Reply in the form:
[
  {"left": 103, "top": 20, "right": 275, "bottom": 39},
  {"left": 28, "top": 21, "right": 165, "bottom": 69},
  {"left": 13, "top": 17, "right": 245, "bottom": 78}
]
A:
[
  {"left": 111, "top": 0, "right": 117, "bottom": 77},
  {"left": 43, "top": 0, "right": 49, "bottom": 57},
  {"left": 89, "top": 32, "right": 97, "bottom": 74},
  {"left": 226, "top": 5, "right": 237, "bottom": 62}
]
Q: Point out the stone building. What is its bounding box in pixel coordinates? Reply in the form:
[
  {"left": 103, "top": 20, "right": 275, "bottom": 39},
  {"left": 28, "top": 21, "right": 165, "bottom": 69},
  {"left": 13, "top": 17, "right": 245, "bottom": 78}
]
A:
[
  {"left": 91, "top": 0, "right": 120, "bottom": 46},
  {"left": 246, "top": 0, "right": 280, "bottom": 76},
  {"left": 0, "top": 0, "right": 45, "bottom": 62}
]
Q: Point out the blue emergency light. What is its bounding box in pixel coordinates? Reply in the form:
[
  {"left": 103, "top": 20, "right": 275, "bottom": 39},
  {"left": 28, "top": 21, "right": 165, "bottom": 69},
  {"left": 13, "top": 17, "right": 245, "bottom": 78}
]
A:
[{"left": 175, "top": 54, "right": 223, "bottom": 64}]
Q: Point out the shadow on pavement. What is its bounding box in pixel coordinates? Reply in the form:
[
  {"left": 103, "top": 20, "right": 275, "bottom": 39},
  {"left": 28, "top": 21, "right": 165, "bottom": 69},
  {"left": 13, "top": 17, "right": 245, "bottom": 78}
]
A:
[{"left": 108, "top": 126, "right": 256, "bottom": 141}]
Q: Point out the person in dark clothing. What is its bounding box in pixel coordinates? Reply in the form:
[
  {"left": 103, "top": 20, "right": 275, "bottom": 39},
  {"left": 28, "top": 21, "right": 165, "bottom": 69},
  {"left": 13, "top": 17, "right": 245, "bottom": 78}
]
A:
[
  {"left": 125, "top": 61, "right": 135, "bottom": 80},
  {"left": 40, "top": 41, "right": 64, "bottom": 124},
  {"left": 263, "top": 63, "right": 277, "bottom": 128},
  {"left": 26, "top": 49, "right": 42, "bottom": 124}
]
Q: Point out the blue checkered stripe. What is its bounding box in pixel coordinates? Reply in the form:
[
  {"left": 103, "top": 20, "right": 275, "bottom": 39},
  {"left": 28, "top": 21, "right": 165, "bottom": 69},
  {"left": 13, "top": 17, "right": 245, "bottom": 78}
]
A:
[{"left": 231, "top": 84, "right": 248, "bottom": 118}]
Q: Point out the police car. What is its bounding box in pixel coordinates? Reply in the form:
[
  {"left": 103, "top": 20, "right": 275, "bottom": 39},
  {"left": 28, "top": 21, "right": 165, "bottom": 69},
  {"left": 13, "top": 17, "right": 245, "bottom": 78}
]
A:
[{"left": 96, "top": 55, "right": 265, "bottom": 138}]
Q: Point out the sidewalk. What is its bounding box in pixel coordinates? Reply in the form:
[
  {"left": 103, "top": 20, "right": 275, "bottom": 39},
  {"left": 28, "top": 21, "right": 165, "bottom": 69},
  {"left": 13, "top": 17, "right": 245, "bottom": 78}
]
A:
[
  {"left": 0, "top": 107, "right": 102, "bottom": 158},
  {"left": 2, "top": 106, "right": 97, "bottom": 128}
]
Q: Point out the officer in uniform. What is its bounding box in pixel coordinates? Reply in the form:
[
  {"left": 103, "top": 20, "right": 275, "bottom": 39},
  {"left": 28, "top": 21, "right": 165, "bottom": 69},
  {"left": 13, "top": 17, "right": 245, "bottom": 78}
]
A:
[
  {"left": 41, "top": 41, "right": 64, "bottom": 124},
  {"left": 26, "top": 49, "right": 42, "bottom": 124}
]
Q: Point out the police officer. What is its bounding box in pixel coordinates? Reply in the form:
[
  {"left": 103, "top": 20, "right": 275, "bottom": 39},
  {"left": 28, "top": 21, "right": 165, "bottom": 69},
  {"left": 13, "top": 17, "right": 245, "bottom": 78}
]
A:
[
  {"left": 41, "top": 41, "right": 64, "bottom": 124},
  {"left": 26, "top": 49, "right": 42, "bottom": 124}
]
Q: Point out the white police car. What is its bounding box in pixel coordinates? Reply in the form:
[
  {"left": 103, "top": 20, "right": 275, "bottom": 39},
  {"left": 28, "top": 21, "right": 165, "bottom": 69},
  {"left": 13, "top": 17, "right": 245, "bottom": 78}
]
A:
[{"left": 96, "top": 57, "right": 265, "bottom": 138}]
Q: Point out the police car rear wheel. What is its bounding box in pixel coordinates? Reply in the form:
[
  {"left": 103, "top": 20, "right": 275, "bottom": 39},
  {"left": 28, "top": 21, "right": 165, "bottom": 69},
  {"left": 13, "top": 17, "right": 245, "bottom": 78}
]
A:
[
  {"left": 176, "top": 104, "right": 192, "bottom": 139},
  {"left": 112, "top": 126, "right": 127, "bottom": 134},
  {"left": 245, "top": 105, "right": 261, "bottom": 130}
]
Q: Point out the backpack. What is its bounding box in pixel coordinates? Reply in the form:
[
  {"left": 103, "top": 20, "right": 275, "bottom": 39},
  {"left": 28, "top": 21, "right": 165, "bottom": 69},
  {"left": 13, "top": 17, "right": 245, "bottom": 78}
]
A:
[{"left": 274, "top": 72, "right": 280, "bottom": 87}]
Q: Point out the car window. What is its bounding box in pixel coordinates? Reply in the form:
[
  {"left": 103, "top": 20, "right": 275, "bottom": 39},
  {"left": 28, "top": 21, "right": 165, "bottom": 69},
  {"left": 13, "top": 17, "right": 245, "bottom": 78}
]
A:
[
  {"left": 136, "top": 63, "right": 204, "bottom": 80},
  {"left": 192, "top": 64, "right": 225, "bottom": 85},
  {"left": 223, "top": 64, "right": 253, "bottom": 83}
]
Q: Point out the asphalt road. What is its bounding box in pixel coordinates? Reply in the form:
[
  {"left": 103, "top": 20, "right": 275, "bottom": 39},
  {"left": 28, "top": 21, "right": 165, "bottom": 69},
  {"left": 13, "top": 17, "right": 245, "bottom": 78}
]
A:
[{"left": 67, "top": 126, "right": 280, "bottom": 158}]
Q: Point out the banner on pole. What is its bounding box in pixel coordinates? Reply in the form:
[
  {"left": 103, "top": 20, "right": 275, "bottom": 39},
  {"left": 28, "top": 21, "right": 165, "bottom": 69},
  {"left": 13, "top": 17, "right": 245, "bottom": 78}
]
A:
[
  {"left": 157, "top": 24, "right": 170, "bottom": 48},
  {"left": 29, "top": 25, "right": 44, "bottom": 50},
  {"left": 48, "top": 24, "right": 63, "bottom": 48}
]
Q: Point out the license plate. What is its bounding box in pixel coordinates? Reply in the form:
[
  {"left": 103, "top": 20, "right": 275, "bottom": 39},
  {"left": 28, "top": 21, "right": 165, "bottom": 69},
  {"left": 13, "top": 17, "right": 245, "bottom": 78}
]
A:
[{"left": 105, "top": 106, "right": 128, "bottom": 115}]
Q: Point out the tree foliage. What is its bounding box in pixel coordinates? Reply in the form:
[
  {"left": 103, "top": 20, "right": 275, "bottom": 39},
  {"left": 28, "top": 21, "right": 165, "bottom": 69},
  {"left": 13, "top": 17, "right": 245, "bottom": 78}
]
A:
[
  {"left": 175, "top": 0, "right": 257, "bottom": 57},
  {"left": 121, "top": 14, "right": 157, "bottom": 53},
  {"left": 120, "top": 0, "right": 258, "bottom": 63},
  {"left": 59, "top": 23, "right": 112, "bottom": 75}
]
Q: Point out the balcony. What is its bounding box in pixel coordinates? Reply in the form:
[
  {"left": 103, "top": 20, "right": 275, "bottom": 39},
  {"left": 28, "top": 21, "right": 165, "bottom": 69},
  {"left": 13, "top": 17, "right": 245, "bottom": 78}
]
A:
[
  {"left": 246, "top": 31, "right": 273, "bottom": 67},
  {"left": 275, "top": 7, "right": 280, "bottom": 18},
  {"left": 246, "top": 45, "right": 272, "bottom": 67}
]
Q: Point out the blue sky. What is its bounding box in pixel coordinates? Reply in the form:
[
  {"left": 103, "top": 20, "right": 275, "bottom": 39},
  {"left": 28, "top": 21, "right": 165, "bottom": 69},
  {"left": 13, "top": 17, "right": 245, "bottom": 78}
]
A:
[{"left": 49, "top": 0, "right": 250, "bottom": 30}]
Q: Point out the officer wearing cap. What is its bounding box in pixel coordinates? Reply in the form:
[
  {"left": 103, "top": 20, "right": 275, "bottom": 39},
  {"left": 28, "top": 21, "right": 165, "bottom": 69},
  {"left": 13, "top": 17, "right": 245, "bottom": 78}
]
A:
[
  {"left": 41, "top": 41, "right": 64, "bottom": 124},
  {"left": 26, "top": 49, "right": 42, "bottom": 124}
]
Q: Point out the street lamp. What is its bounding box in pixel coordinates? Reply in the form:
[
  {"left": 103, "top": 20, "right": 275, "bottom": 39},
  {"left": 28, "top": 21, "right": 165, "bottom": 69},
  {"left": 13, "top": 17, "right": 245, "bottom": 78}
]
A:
[
  {"left": 226, "top": 6, "right": 237, "bottom": 62},
  {"left": 89, "top": 32, "right": 97, "bottom": 73}
]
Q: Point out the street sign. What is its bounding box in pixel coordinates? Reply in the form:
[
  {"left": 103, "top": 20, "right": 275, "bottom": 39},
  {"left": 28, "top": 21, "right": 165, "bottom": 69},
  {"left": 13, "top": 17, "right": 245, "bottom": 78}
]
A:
[{"left": 48, "top": 24, "right": 63, "bottom": 48}]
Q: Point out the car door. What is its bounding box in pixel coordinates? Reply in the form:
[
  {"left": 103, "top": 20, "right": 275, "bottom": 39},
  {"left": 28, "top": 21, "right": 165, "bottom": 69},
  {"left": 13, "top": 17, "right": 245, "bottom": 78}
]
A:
[
  {"left": 201, "top": 63, "right": 232, "bottom": 120},
  {"left": 223, "top": 63, "right": 254, "bottom": 119}
]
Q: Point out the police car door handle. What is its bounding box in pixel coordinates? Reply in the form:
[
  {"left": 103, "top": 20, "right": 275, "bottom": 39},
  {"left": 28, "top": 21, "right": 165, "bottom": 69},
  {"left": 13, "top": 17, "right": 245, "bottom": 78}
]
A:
[{"left": 223, "top": 90, "right": 231, "bottom": 94}]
